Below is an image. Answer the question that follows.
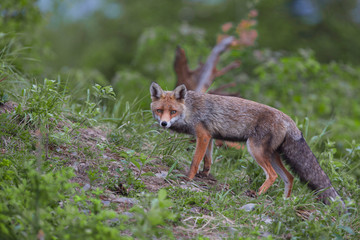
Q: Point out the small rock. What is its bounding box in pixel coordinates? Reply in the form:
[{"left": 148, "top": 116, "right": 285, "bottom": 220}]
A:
[
  {"left": 155, "top": 171, "right": 168, "bottom": 179},
  {"left": 82, "top": 183, "right": 91, "bottom": 192},
  {"left": 71, "top": 162, "right": 79, "bottom": 171},
  {"left": 81, "top": 209, "right": 90, "bottom": 215},
  {"left": 260, "top": 232, "right": 272, "bottom": 238},
  {"left": 189, "top": 207, "right": 201, "bottom": 213},
  {"left": 241, "top": 203, "right": 256, "bottom": 212},
  {"left": 112, "top": 197, "right": 139, "bottom": 205},
  {"left": 179, "top": 183, "right": 203, "bottom": 192},
  {"left": 123, "top": 212, "right": 134, "bottom": 218},
  {"left": 228, "top": 227, "right": 237, "bottom": 234},
  {"left": 108, "top": 218, "right": 119, "bottom": 224},
  {"left": 101, "top": 200, "right": 111, "bottom": 207},
  {"left": 260, "top": 215, "right": 273, "bottom": 224}
]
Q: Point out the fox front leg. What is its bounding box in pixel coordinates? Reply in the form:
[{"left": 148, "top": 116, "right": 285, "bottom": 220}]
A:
[
  {"left": 196, "top": 139, "right": 213, "bottom": 177},
  {"left": 187, "top": 125, "right": 212, "bottom": 180}
]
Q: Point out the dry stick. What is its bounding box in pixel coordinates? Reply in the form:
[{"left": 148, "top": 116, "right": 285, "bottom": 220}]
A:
[
  {"left": 173, "top": 46, "right": 200, "bottom": 91},
  {"left": 195, "top": 36, "right": 235, "bottom": 93},
  {"left": 209, "top": 82, "right": 237, "bottom": 93},
  {"left": 174, "top": 46, "right": 190, "bottom": 83},
  {"left": 193, "top": 36, "right": 242, "bottom": 158},
  {"left": 215, "top": 60, "right": 241, "bottom": 78}
]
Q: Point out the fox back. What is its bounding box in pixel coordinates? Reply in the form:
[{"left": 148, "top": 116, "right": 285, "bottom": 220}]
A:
[{"left": 151, "top": 82, "right": 301, "bottom": 150}]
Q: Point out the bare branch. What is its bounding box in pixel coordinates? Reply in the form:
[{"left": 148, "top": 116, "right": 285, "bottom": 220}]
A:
[
  {"left": 214, "top": 60, "right": 241, "bottom": 78},
  {"left": 173, "top": 46, "right": 200, "bottom": 91},
  {"left": 174, "top": 46, "right": 190, "bottom": 86},
  {"left": 210, "top": 82, "right": 236, "bottom": 92},
  {"left": 208, "top": 82, "right": 241, "bottom": 97},
  {"left": 195, "top": 36, "right": 235, "bottom": 92}
]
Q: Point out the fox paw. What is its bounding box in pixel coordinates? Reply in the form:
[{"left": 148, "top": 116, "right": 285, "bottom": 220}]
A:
[
  {"left": 244, "top": 189, "right": 257, "bottom": 198},
  {"left": 195, "top": 171, "right": 210, "bottom": 178},
  {"left": 179, "top": 175, "right": 192, "bottom": 181}
]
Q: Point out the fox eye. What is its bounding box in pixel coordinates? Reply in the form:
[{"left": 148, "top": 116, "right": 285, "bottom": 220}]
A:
[
  {"left": 170, "top": 110, "right": 177, "bottom": 115},
  {"left": 156, "top": 109, "right": 163, "bottom": 114}
]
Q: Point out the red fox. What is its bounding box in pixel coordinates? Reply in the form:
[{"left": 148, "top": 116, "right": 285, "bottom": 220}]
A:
[{"left": 150, "top": 82, "right": 344, "bottom": 206}]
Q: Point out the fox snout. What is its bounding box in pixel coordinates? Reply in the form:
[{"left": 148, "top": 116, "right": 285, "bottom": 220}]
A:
[{"left": 160, "top": 121, "right": 170, "bottom": 128}]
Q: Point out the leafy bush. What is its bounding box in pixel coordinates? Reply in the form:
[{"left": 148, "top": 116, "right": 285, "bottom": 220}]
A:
[{"left": 0, "top": 161, "right": 130, "bottom": 239}]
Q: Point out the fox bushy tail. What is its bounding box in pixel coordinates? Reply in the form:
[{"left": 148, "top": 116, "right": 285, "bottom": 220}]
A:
[{"left": 279, "top": 135, "right": 343, "bottom": 206}]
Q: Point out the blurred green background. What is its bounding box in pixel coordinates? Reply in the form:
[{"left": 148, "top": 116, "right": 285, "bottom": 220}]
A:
[
  {"left": 7, "top": 0, "right": 359, "bottom": 74},
  {"left": 1, "top": 0, "right": 360, "bottom": 147}
]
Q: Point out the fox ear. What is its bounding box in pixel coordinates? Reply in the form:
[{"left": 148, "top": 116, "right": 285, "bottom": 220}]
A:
[
  {"left": 150, "top": 82, "right": 164, "bottom": 100},
  {"left": 173, "top": 84, "right": 187, "bottom": 101}
]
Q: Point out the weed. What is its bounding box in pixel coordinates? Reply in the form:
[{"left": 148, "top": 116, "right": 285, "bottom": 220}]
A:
[
  {"left": 87, "top": 169, "right": 101, "bottom": 186},
  {"left": 70, "top": 84, "right": 116, "bottom": 133},
  {"left": 15, "top": 79, "right": 68, "bottom": 128},
  {"left": 119, "top": 150, "right": 153, "bottom": 179},
  {"left": 130, "top": 189, "right": 177, "bottom": 239},
  {"left": 0, "top": 91, "right": 8, "bottom": 104},
  {"left": 115, "top": 164, "right": 146, "bottom": 194}
]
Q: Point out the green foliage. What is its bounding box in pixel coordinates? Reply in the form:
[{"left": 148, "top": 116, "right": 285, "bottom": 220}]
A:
[
  {"left": 87, "top": 169, "right": 101, "bottom": 186},
  {"left": 0, "top": 0, "right": 41, "bottom": 34},
  {"left": 0, "top": 1, "right": 44, "bottom": 75},
  {"left": 112, "top": 150, "right": 149, "bottom": 192},
  {"left": 257, "top": 0, "right": 360, "bottom": 64},
  {"left": 133, "top": 25, "right": 209, "bottom": 78},
  {"left": 120, "top": 150, "right": 153, "bottom": 176},
  {"left": 15, "top": 79, "right": 68, "bottom": 129},
  {"left": 130, "top": 189, "right": 177, "bottom": 239},
  {"left": 0, "top": 159, "right": 72, "bottom": 238},
  {"left": 76, "top": 84, "right": 116, "bottom": 124},
  {"left": 345, "top": 141, "right": 360, "bottom": 183},
  {"left": 0, "top": 41, "right": 30, "bottom": 100},
  {"left": 0, "top": 91, "right": 8, "bottom": 104},
  {"left": 60, "top": 69, "right": 110, "bottom": 102},
  {"left": 111, "top": 70, "right": 150, "bottom": 111},
  {"left": 0, "top": 163, "right": 130, "bottom": 239},
  {"left": 37, "top": 0, "right": 252, "bottom": 77}
]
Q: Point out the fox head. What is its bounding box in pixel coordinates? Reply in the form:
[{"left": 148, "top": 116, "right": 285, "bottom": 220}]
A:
[{"left": 150, "top": 82, "right": 187, "bottom": 128}]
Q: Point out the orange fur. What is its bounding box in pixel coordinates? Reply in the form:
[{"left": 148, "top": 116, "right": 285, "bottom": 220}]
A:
[{"left": 188, "top": 124, "right": 212, "bottom": 179}]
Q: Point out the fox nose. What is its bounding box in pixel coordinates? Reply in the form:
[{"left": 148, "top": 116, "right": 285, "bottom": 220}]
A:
[{"left": 161, "top": 121, "right": 168, "bottom": 127}]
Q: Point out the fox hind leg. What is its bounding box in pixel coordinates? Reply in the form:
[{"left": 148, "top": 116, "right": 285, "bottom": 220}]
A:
[
  {"left": 270, "top": 152, "right": 294, "bottom": 198},
  {"left": 247, "top": 138, "right": 278, "bottom": 195}
]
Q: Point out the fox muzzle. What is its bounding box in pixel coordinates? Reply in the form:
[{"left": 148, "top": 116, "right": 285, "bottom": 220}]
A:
[{"left": 160, "top": 121, "right": 170, "bottom": 128}]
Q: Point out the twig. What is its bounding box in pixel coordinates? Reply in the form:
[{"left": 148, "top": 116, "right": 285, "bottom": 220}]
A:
[
  {"left": 215, "top": 60, "right": 241, "bottom": 77},
  {"left": 210, "top": 82, "right": 237, "bottom": 93},
  {"left": 217, "top": 212, "right": 235, "bottom": 225},
  {"left": 196, "top": 36, "right": 235, "bottom": 92}
]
